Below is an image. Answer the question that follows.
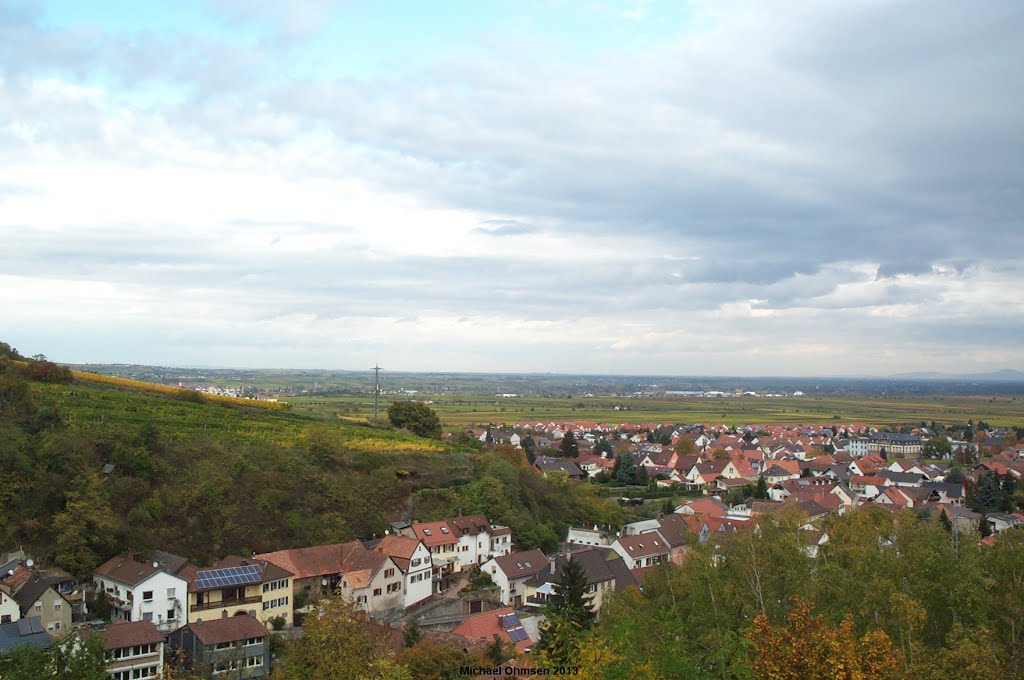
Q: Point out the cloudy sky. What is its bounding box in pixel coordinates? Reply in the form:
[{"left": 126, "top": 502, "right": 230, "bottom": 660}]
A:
[{"left": 2, "top": 0, "right": 1022, "bottom": 376}]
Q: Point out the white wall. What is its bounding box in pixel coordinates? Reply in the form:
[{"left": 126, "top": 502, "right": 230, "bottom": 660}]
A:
[
  {"left": 403, "top": 543, "right": 433, "bottom": 608},
  {"left": 95, "top": 571, "right": 187, "bottom": 632}
]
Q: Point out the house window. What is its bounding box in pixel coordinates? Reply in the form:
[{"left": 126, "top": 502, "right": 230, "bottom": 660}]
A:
[
  {"left": 54, "top": 603, "right": 62, "bottom": 611},
  {"left": 142, "top": 612, "right": 153, "bottom": 621},
  {"left": 167, "top": 609, "right": 175, "bottom": 621},
  {"left": 167, "top": 588, "right": 175, "bottom": 598},
  {"left": 0, "top": 616, "right": 10, "bottom": 623},
  {"left": 411, "top": 558, "right": 420, "bottom": 567},
  {"left": 384, "top": 568, "right": 395, "bottom": 578},
  {"left": 373, "top": 588, "right": 382, "bottom": 597},
  {"left": 357, "top": 595, "right": 367, "bottom": 604},
  {"left": 53, "top": 622, "right": 61, "bottom": 630},
  {"left": 214, "top": 641, "right": 234, "bottom": 650},
  {"left": 142, "top": 591, "right": 153, "bottom": 602},
  {"left": 245, "top": 637, "right": 263, "bottom": 646},
  {"left": 34, "top": 603, "right": 41, "bottom": 612},
  {"left": 387, "top": 582, "right": 401, "bottom": 594}
]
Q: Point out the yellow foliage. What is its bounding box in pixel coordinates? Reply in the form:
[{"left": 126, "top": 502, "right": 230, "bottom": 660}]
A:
[{"left": 71, "top": 370, "right": 287, "bottom": 409}]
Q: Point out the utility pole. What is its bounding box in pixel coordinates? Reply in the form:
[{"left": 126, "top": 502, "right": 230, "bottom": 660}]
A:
[{"left": 372, "top": 364, "right": 382, "bottom": 422}]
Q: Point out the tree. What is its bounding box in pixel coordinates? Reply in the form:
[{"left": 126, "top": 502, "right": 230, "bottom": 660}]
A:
[
  {"left": 387, "top": 402, "right": 442, "bottom": 439},
  {"left": 945, "top": 466, "right": 965, "bottom": 484},
  {"left": 923, "top": 437, "right": 952, "bottom": 458},
  {"left": 594, "top": 438, "right": 613, "bottom": 457},
  {"left": 537, "top": 557, "right": 596, "bottom": 667},
  {"left": 278, "top": 595, "right": 411, "bottom": 680},
  {"left": 53, "top": 474, "right": 117, "bottom": 579},
  {"left": 403, "top": 617, "right": 423, "bottom": 648},
  {"left": 752, "top": 597, "right": 903, "bottom": 680},
  {"left": 614, "top": 454, "right": 637, "bottom": 485},
  {"left": 754, "top": 475, "right": 769, "bottom": 499},
  {"left": 523, "top": 435, "right": 536, "bottom": 463},
  {"left": 559, "top": 432, "right": 579, "bottom": 458}
]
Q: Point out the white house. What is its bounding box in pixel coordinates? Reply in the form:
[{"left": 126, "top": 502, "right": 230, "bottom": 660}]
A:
[
  {"left": 0, "top": 587, "right": 19, "bottom": 623},
  {"left": 94, "top": 556, "right": 188, "bottom": 632},
  {"left": 482, "top": 549, "right": 549, "bottom": 608},
  {"left": 371, "top": 536, "right": 433, "bottom": 609}
]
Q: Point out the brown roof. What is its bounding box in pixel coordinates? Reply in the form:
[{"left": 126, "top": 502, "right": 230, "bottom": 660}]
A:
[
  {"left": 371, "top": 536, "right": 422, "bottom": 573},
  {"left": 94, "top": 555, "right": 161, "bottom": 587},
  {"left": 256, "top": 544, "right": 346, "bottom": 580},
  {"left": 411, "top": 521, "right": 459, "bottom": 548},
  {"left": 216, "top": 556, "right": 293, "bottom": 581},
  {"left": 615, "top": 534, "right": 669, "bottom": 558},
  {"left": 101, "top": 621, "right": 164, "bottom": 651},
  {"left": 189, "top": 614, "right": 268, "bottom": 646},
  {"left": 188, "top": 556, "right": 293, "bottom": 593},
  {"left": 447, "top": 515, "right": 493, "bottom": 537},
  {"left": 492, "top": 549, "right": 549, "bottom": 580},
  {"left": 2, "top": 566, "right": 31, "bottom": 591}
]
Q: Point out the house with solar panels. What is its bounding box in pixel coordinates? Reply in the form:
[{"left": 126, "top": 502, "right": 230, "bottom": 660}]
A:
[
  {"left": 450, "top": 607, "right": 533, "bottom": 654},
  {"left": 0, "top": 616, "right": 51, "bottom": 655},
  {"left": 94, "top": 554, "right": 189, "bottom": 633},
  {"left": 186, "top": 557, "right": 293, "bottom": 630}
]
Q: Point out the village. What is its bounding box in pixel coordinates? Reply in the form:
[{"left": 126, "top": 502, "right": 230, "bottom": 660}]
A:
[{"left": 1, "top": 417, "right": 1021, "bottom": 678}]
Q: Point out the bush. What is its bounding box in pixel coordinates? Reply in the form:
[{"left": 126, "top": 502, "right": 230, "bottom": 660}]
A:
[{"left": 270, "top": 615, "right": 287, "bottom": 631}]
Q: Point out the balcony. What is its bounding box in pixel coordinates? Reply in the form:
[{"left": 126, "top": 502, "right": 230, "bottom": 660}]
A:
[{"left": 190, "top": 595, "right": 262, "bottom": 613}]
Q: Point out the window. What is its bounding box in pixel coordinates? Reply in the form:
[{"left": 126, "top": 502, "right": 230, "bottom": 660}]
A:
[
  {"left": 1, "top": 616, "right": 10, "bottom": 624},
  {"left": 262, "top": 596, "right": 289, "bottom": 611},
  {"left": 167, "top": 609, "right": 175, "bottom": 621},
  {"left": 245, "top": 637, "right": 263, "bottom": 646},
  {"left": 440, "top": 527, "right": 449, "bottom": 534},
  {"left": 387, "top": 582, "right": 401, "bottom": 594},
  {"left": 246, "top": 655, "right": 264, "bottom": 667},
  {"left": 142, "top": 591, "right": 153, "bottom": 602},
  {"left": 423, "top": 529, "right": 432, "bottom": 536},
  {"left": 166, "top": 588, "right": 175, "bottom": 598},
  {"left": 373, "top": 588, "right": 382, "bottom": 597},
  {"left": 411, "top": 558, "right": 421, "bottom": 567},
  {"left": 214, "top": 641, "right": 234, "bottom": 651},
  {"left": 53, "top": 622, "right": 61, "bottom": 630},
  {"left": 357, "top": 595, "right": 367, "bottom": 604},
  {"left": 384, "top": 568, "right": 395, "bottom": 578},
  {"left": 262, "top": 579, "right": 288, "bottom": 593},
  {"left": 142, "top": 612, "right": 153, "bottom": 621},
  {"left": 54, "top": 603, "right": 62, "bottom": 611}
]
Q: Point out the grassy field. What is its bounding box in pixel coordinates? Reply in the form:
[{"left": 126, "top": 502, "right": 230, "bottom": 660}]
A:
[{"left": 285, "top": 393, "right": 1024, "bottom": 429}]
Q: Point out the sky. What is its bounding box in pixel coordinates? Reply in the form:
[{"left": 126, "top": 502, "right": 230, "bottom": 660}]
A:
[{"left": 1, "top": 0, "right": 1022, "bottom": 376}]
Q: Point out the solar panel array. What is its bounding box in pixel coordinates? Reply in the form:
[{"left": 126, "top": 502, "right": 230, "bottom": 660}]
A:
[
  {"left": 195, "top": 564, "right": 262, "bottom": 590},
  {"left": 506, "top": 627, "right": 528, "bottom": 642},
  {"left": 499, "top": 613, "right": 521, "bottom": 628}
]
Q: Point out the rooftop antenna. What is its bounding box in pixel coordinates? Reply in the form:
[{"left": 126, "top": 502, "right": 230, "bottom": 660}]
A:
[{"left": 372, "top": 364, "right": 382, "bottom": 422}]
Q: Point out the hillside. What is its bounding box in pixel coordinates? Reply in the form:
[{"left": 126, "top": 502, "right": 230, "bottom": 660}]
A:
[{"left": 0, "top": 351, "right": 619, "bottom": 578}]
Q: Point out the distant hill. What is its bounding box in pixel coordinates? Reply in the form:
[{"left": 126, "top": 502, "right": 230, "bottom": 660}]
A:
[{"left": 890, "top": 369, "right": 1024, "bottom": 382}]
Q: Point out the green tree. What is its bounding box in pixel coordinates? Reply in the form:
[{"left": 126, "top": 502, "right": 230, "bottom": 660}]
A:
[
  {"left": 559, "top": 432, "right": 579, "bottom": 458},
  {"left": 754, "top": 475, "right": 769, "bottom": 499},
  {"left": 387, "top": 402, "right": 442, "bottom": 439},
  {"left": 53, "top": 474, "right": 117, "bottom": 579},
  {"left": 923, "top": 437, "right": 952, "bottom": 458},
  {"left": 522, "top": 435, "right": 536, "bottom": 463},
  {"left": 613, "top": 454, "right": 637, "bottom": 485},
  {"left": 537, "top": 557, "right": 596, "bottom": 667},
  {"left": 403, "top": 617, "right": 423, "bottom": 648}
]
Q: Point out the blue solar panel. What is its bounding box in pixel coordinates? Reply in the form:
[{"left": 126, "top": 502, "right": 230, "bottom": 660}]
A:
[
  {"left": 195, "top": 564, "right": 262, "bottom": 590},
  {"left": 507, "top": 627, "right": 527, "bottom": 642},
  {"left": 500, "top": 613, "right": 521, "bottom": 628}
]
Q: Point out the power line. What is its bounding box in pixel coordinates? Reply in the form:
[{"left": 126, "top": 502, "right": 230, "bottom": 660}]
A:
[{"left": 372, "top": 364, "right": 382, "bottom": 421}]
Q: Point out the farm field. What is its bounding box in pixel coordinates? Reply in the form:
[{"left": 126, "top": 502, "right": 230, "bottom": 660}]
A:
[{"left": 285, "top": 393, "right": 1024, "bottom": 429}]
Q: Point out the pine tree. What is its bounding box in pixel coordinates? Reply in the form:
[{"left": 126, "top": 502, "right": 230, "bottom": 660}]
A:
[
  {"left": 537, "top": 557, "right": 595, "bottom": 667},
  {"left": 559, "top": 432, "right": 579, "bottom": 458}
]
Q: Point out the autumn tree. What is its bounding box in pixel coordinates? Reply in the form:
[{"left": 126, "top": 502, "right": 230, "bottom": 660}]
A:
[
  {"left": 278, "top": 596, "right": 411, "bottom": 680},
  {"left": 752, "top": 597, "right": 903, "bottom": 680},
  {"left": 537, "top": 557, "right": 596, "bottom": 667}
]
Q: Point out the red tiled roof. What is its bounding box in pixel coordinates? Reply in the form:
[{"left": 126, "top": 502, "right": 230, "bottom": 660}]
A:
[
  {"left": 450, "top": 607, "right": 531, "bottom": 653},
  {"left": 256, "top": 544, "right": 345, "bottom": 580},
  {"left": 411, "top": 521, "right": 459, "bottom": 548}
]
